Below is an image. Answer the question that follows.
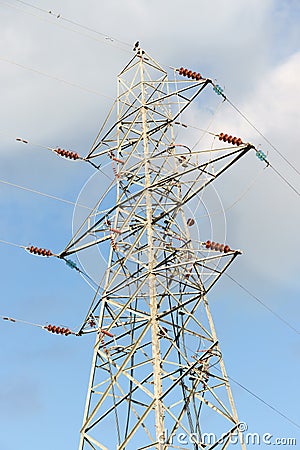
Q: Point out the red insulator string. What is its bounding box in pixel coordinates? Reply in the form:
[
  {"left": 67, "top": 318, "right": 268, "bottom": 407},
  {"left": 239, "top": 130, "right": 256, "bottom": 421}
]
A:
[
  {"left": 101, "top": 329, "right": 114, "bottom": 338},
  {"left": 204, "top": 240, "right": 232, "bottom": 253},
  {"left": 110, "top": 228, "right": 122, "bottom": 234},
  {"left": 178, "top": 67, "right": 202, "bottom": 81},
  {"left": 54, "top": 148, "right": 80, "bottom": 160},
  {"left": 100, "top": 338, "right": 109, "bottom": 354},
  {"left": 12, "top": 131, "right": 83, "bottom": 161},
  {"left": 45, "top": 324, "right": 74, "bottom": 336},
  {"left": 0, "top": 239, "right": 58, "bottom": 257},
  {"left": 0, "top": 239, "right": 98, "bottom": 290},
  {"left": 1, "top": 315, "right": 76, "bottom": 336},
  {"left": 108, "top": 150, "right": 123, "bottom": 178},
  {"left": 112, "top": 156, "right": 124, "bottom": 165},
  {"left": 218, "top": 133, "right": 243, "bottom": 146},
  {"left": 99, "top": 329, "right": 114, "bottom": 354},
  {"left": 27, "top": 246, "right": 53, "bottom": 257},
  {"left": 1, "top": 130, "right": 112, "bottom": 174},
  {"left": 110, "top": 233, "right": 117, "bottom": 251}
]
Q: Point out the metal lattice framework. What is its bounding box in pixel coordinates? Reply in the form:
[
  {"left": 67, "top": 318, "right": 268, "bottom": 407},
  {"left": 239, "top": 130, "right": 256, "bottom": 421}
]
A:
[{"left": 61, "top": 49, "right": 251, "bottom": 450}]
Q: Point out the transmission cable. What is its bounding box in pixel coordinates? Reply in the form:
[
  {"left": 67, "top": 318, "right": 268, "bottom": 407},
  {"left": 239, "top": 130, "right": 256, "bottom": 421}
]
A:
[
  {"left": 0, "top": 235, "right": 99, "bottom": 292},
  {"left": 0, "top": 238, "right": 24, "bottom": 249},
  {"left": 2, "top": 0, "right": 131, "bottom": 53},
  {"left": 0, "top": 27, "right": 297, "bottom": 432},
  {"left": 197, "top": 166, "right": 268, "bottom": 219},
  {"left": 0, "top": 56, "right": 112, "bottom": 99},
  {"left": 199, "top": 248, "right": 299, "bottom": 337},
  {"left": 1, "top": 306, "right": 299, "bottom": 430},
  {"left": 0, "top": 314, "right": 76, "bottom": 336},
  {"left": 225, "top": 273, "right": 299, "bottom": 335},
  {"left": 175, "top": 72, "right": 300, "bottom": 178},
  {"left": 267, "top": 162, "right": 300, "bottom": 197},
  {"left": 5, "top": 0, "right": 300, "bottom": 193},
  {"left": 15, "top": 0, "right": 132, "bottom": 49},
  {"left": 3, "top": 56, "right": 298, "bottom": 200},
  {"left": 1, "top": 178, "right": 296, "bottom": 338},
  {"left": 223, "top": 369, "right": 300, "bottom": 429},
  {"left": 0, "top": 177, "right": 92, "bottom": 210},
  {"left": 0, "top": 314, "right": 46, "bottom": 330},
  {"left": 1, "top": 61, "right": 298, "bottom": 334},
  {"left": 176, "top": 121, "right": 300, "bottom": 199},
  {"left": 172, "top": 319, "right": 300, "bottom": 430},
  {"left": 225, "top": 96, "right": 300, "bottom": 177}
]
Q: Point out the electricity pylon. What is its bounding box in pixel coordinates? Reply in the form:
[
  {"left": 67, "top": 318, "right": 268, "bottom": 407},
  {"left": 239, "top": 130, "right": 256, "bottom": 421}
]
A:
[{"left": 61, "top": 48, "right": 251, "bottom": 449}]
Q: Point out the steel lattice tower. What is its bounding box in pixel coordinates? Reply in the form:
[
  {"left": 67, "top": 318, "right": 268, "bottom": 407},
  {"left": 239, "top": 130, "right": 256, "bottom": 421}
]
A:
[{"left": 61, "top": 48, "right": 251, "bottom": 450}]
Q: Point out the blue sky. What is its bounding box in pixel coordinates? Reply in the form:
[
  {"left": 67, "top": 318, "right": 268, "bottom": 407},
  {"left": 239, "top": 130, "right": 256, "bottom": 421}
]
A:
[{"left": 0, "top": 1, "right": 299, "bottom": 448}]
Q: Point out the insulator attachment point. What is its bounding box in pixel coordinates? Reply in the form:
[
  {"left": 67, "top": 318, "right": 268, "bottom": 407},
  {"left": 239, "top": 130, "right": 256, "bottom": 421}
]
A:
[
  {"left": 213, "top": 84, "right": 224, "bottom": 95},
  {"left": 256, "top": 149, "right": 267, "bottom": 162},
  {"left": 65, "top": 259, "right": 78, "bottom": 270}
]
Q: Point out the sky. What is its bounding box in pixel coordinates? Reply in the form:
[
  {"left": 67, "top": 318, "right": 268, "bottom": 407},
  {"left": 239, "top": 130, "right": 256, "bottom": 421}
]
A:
[{"left": 0, "top": 0, "right": 299, "bottom": 449}]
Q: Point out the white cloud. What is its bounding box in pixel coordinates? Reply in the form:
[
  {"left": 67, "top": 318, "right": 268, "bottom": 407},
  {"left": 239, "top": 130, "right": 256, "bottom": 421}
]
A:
[{"left": 0, "top": 1, "right": 299, "bottom": 283}]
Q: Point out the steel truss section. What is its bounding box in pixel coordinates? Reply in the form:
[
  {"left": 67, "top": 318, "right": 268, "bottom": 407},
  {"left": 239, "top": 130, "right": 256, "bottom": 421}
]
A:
[{"left": 73, "top": 48, "right": 248, "bottom": 450}]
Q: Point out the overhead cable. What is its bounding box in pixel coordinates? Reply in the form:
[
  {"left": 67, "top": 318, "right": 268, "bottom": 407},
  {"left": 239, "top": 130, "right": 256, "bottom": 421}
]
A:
[
  {"left": 225, "top": 96, "right": 300, "bottom": 177},
  {"left": 5, "top": 0, "right": 131, "bottom": 52},
  {"left": 225, "top": 273, "right": 299, "bottom": 335},
  {"left": 225, "top": 370, "right": 300, "bottom": 430},
  {"left": 0, "top": 56, "right": 112, "bottom": 98}
]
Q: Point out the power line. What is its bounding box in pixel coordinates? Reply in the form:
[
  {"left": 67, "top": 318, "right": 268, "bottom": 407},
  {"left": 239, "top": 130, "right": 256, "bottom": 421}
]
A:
[
  {"left": 0, "top": 56, "right": 112, "bottom": 99},
  {"left": 0, "top": 236, "right": 99, "bottom": 291},
  {"left": 4, "top": 0, "right": 131, "bottom": 52},
  {"left": 0, "top": 276, "right": 298, "bottom": 430},
  {"left": 6, "top": 0, "right": 300, "bottom": 192},
  {"left": 2, "top": 61, "right": 298, "bottom": 201},
  {"left": 1, "top": 58, "right": 298, "bottom": 201},
  {"left": 0, "top": 314, "right": 45, "bottom": 329},
  {"left": 0, "top": 238, "right": 24, "bottom": 249},
  {"left": 0, "top": 14, "right": 297, "bottom": 438},
  {"left": 0, "top": 39, "right": 298, "bottom": 335},
  {"left": 1, "top": 280, "right": 298, "bottom": 430},
  {"left": 268, "top": 162, "right": 300, "bottom": 197},
  {"left": 49, "top": 9, "right": 131, "bottom": 49},
  {"left": 175, "top": 77, "right": 300, "bottom": 184},
  {"left": 0, "top": 217, "right": 297, "bottom": 432},
  {"left": 204, "top": 251, "right": 299, "bottom": 337},
  {"left": 175, "top": 122, "right": 300, "bottom": 200},
  {"left": 0, "top": 314, "right": 76, "bottom": 335},
  {"left": 15, "top": 0, "right": 132, "bottom": 48},
  {"left": 225, "top": 273, "right": 299, "bottom": 335},
  {"left": 0, "top": 178, "right": 92, "bottom": 210},
  {"left": 225, "top": 370, "right": 300, "bottom": 430},
  {"left": 5, "top": 59, "right": 296, "bottom": 202},
  {"left": 224, "top": 95, "right": 300, "bottom": 178},
  {"left": 198, "top": 166, "right": 267, "bottom": 218}
]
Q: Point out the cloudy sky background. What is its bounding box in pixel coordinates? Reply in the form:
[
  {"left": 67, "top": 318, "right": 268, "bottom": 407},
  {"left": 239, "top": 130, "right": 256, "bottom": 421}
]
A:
[{"left": 0, "top": 0, "right": 299, "bottom": 448}]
